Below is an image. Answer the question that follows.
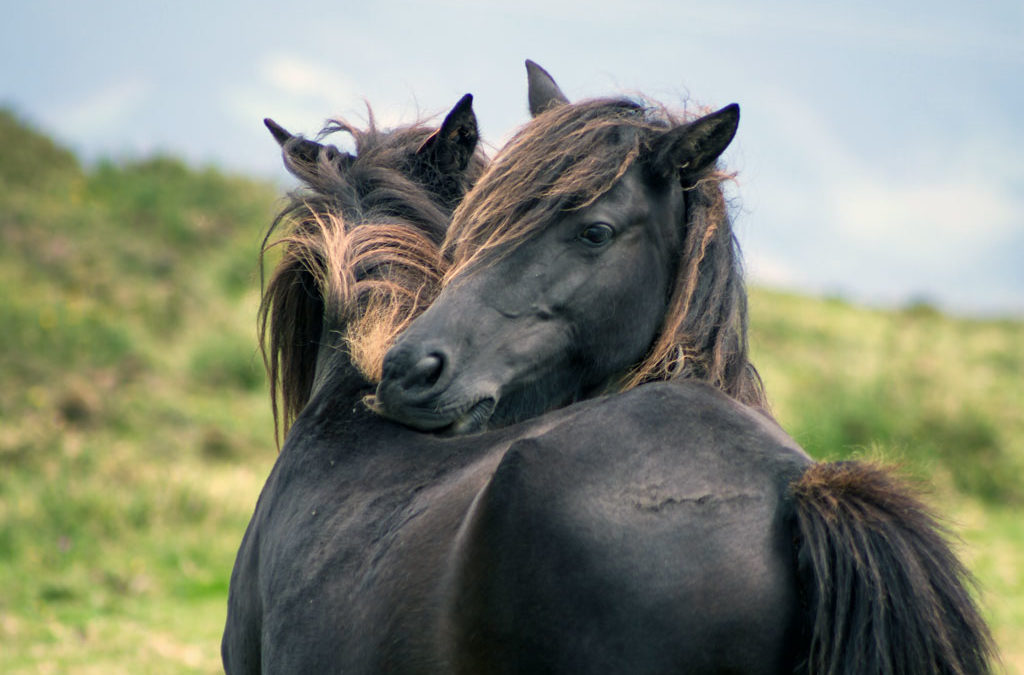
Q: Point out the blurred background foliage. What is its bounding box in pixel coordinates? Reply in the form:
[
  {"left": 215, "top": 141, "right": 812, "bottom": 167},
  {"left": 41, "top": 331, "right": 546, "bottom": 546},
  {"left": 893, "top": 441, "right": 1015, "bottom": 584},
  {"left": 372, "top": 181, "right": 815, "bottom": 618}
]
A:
[{"left": 1, "top": 108, "right": 1021, "bottom": 672}]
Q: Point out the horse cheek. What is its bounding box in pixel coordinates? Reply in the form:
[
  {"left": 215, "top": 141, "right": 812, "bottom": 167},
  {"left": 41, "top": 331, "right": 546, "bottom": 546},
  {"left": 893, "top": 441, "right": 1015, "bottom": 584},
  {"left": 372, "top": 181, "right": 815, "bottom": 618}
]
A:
[{"left": 607, "top": 243, "right": 672, "bottom": 363}]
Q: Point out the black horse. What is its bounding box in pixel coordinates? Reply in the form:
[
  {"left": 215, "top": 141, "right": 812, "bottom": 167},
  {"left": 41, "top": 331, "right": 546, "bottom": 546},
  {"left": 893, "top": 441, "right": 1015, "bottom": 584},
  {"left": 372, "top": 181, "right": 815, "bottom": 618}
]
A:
[
  {"left": 223, "top": 67, "right": 994, "bottom": 674},
  {"left": 256, "top": 93, "right": 483, "bottom": 444},
  {"left": 376, "top": 62, "right": 760, "bottom": 432}
]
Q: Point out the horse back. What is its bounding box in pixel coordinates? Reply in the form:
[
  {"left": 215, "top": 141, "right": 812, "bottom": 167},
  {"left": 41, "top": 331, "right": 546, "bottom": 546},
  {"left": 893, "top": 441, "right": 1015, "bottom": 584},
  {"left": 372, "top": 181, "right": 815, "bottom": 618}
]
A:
[{"left": 444, "top": 382, "right": 812, "bottom": 674}]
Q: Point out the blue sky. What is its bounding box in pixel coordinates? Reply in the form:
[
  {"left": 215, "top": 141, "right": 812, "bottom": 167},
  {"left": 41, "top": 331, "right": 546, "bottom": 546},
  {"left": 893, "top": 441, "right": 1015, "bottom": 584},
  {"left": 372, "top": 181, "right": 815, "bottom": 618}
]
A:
[{"left": 3, "top": 1, "right": 1021, "bottom": 315}]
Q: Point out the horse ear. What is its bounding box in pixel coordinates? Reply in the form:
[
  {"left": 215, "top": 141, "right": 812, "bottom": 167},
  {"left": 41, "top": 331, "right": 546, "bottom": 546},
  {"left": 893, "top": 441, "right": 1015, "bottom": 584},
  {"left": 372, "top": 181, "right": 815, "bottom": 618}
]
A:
[
  {"left": 264, "top": 118, "right": 327, "bottom": 167},
  {"left": 416, "top": 93, "right": 479, "bottom": 172},
  {"left": 650, "top": 104, "right": 739, "bottom": 182},
  {"left": 526, "top": 60, "right": 569, "bottom": 117}
]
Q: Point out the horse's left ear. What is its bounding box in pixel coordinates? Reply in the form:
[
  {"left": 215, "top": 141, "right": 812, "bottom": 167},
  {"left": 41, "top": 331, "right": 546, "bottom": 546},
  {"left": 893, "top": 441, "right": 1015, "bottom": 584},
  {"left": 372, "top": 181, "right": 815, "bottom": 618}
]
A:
[
  {"left": 650, "top": 104, "right": 739, "bottom": 182},
  {"left": 264, "top": 118, "right": 329, "bottom": 167},
  {"left": 526, "top": 60, "right": 569, "bottom": 116},
  {"left": 416, "top": 93, "right": 478, "bottom": 172}
]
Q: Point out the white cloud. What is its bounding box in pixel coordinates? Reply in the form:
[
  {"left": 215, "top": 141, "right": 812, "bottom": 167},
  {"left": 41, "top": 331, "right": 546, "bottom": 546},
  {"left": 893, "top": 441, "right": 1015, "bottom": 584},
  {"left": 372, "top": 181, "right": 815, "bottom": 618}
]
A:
[
  {"left": 746, "top": 251, "right": 804, "bottom": 288},
  {"left": 739, "top": 81, "right": 1024, "bottom": 313},
  {"left": 753, "top": 84, "right": 1021, "bottom": 255},
  {"left": 832, "top": 178, "right": 1018, "bottom": 251},
  {"left": 221, "top": 52, "right": 430, "bottom": 142},
  {"left": 45, "top": 78, "right": 151, "bottom": 139},
  {"left": 260, "top": 54, "right": 359, "bottom": 111}
]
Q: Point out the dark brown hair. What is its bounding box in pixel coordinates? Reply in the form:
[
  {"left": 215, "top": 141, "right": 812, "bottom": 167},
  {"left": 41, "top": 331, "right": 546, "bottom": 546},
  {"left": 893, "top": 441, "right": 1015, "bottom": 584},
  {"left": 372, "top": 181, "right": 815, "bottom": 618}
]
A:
[{"left": 443, "top": 98, "right": 767, "bottom": 409}]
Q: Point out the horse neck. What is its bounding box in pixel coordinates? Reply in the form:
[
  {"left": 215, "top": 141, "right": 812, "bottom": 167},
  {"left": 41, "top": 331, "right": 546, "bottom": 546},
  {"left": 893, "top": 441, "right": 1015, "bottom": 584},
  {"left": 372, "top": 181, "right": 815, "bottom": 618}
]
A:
[
  {"left": 682, "top": 220, "right": 767, "bottom": 412},
  {"left": 630, "top": 182, "right": 768, "bottom": 413},
  {"left": 310, "top": 324, "right": 372, "bottom": 406}
]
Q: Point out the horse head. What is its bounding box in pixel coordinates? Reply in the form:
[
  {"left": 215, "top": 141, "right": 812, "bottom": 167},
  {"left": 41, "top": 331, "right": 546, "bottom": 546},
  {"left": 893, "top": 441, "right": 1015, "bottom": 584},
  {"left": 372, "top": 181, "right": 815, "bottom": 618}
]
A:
[
  {"left": 259, "top": 94, "right": 484, "bottom": 443},
  {"left": 376, "top": 63, "right": 763, "bottom": 434}
]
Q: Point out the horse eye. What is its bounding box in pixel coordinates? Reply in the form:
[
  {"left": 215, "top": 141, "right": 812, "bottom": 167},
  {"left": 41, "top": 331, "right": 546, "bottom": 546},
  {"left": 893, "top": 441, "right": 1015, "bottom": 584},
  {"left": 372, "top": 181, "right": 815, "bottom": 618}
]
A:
[{"left": 577, "top": 223, "right": 615, "bottom": 247}]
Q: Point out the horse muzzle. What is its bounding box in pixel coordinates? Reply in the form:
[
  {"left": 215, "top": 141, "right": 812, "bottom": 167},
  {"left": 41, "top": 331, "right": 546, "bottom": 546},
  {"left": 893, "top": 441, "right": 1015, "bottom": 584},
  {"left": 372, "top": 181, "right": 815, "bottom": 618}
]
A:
[{"left": 375, "top": 341, "right": 499, "bottom": 434}]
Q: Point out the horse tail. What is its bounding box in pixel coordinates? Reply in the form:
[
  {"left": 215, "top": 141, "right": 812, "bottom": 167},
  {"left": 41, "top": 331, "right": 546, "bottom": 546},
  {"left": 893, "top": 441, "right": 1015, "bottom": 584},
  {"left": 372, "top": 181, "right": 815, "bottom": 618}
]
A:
[{"left": 790, "top": 461, "right": 996, "bottom": 675}]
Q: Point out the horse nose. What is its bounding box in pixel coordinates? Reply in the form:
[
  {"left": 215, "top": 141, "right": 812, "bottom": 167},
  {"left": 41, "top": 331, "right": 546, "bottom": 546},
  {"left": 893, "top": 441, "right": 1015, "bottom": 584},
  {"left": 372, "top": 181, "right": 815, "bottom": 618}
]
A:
[
  {"left": 378, "top": 342, "right": 453, "bottom": 410},
  {"left": 401, "top": 352, "right": 446, "bottom": 391}
]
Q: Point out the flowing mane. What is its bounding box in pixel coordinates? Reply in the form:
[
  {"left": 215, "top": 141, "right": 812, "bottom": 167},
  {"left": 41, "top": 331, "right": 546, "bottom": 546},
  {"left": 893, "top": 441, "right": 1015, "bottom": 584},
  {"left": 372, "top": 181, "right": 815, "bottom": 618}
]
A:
[
  {"left": 443, "top": 98, "right": 767, "bottom": 409},
  {"left": 260, "top": 110, "right": 485, "bottom": 442}
]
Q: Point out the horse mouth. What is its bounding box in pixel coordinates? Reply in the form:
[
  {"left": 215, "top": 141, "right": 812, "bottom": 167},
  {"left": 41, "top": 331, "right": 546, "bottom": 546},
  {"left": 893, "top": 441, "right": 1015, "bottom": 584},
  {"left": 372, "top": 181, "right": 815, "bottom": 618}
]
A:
[
  {"left": 373, "top": 386, "right": 497, "bottom": 434},
  {"left": 448, "top": 397, "right": 497, "bottom": 435}
]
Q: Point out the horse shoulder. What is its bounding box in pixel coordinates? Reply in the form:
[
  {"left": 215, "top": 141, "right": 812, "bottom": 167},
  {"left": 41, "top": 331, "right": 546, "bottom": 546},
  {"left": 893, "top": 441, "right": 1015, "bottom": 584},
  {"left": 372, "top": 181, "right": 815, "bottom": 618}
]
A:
[
  {"left": 443, "top": 382, "right": 811, "bottom": 674},
  {"left": 226, "top": 387, "right": 518, "bottom": 674}
]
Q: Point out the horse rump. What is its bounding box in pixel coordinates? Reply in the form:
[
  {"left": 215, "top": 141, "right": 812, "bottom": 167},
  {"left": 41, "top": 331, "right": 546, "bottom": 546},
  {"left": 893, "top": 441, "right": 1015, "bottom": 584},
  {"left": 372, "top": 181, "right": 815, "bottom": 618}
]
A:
[{"left": 791, "top": 461, "right": 995, "bottom": 674}]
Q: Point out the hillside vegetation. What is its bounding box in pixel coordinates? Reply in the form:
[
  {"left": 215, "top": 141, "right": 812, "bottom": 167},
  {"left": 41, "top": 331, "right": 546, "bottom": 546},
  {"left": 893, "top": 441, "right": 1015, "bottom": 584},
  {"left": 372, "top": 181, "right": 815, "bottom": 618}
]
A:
[{"left": 1, "top": 109, "right": 1021, "bottom": 672}]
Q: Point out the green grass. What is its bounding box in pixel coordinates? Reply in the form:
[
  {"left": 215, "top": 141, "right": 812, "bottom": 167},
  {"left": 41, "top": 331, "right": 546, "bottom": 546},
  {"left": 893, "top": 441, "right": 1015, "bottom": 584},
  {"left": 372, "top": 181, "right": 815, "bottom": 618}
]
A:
[
  {"left": 751, "top": 289, "right": 1024, "bottom": 503},
  {"left": 750, "top": 288, "right": 1024, "bottom": 672},
  {"left": 1, "top": 108, "right": 1022, "bottom": 672},
  {"left": 0, "top": 108, "right": 278, "bottom": 673}
]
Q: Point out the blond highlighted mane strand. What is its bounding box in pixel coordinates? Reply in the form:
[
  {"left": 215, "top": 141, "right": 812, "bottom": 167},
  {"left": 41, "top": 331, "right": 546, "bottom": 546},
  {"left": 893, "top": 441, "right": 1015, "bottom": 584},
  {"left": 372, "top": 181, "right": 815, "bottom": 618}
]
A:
[
  {"left": 442, "top": 97, "right": 767, "bottom": 411},
  {"left": 259, "top": 208, "right": 448, "bottom": 444},
  {"left": 342, "top": 223, "right": 445, "bottom": 381}
]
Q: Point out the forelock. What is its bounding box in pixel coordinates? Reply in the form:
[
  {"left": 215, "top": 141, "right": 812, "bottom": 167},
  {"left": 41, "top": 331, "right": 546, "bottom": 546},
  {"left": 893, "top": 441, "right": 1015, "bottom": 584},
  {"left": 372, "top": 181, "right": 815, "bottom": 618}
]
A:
[{"left": 442, "top": 98, "right": 676, "bottom": 278}]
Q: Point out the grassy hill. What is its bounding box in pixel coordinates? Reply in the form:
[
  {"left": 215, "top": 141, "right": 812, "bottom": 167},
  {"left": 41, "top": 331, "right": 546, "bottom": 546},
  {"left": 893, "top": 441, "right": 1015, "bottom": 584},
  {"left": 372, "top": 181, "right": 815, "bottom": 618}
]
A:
[
  {"left": 0, "top": 109, "right": 279, "bottom": 672},
  {"left": 1, "top": 109, "right": 1021, "bottom": 672}
]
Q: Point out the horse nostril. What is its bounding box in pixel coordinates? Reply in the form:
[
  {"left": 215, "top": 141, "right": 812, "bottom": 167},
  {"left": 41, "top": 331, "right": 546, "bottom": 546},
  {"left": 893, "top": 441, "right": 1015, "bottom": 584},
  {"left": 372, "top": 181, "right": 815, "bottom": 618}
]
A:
[{"left": 405, "top": 352, "right": 446, "bottom": 390}]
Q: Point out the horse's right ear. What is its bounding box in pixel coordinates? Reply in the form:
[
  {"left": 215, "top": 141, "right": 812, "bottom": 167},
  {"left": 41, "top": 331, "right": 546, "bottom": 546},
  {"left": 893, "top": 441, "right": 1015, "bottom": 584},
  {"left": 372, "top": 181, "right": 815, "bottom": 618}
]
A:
[
  {"left": 526, "top": 60, "right": 569, "bottom": 116},
  {"left": 416, "top": 93, "right": 479, "bottom": 172},
  {"left": 264, "top": 118, "right": 327, "bottom": 167},
  {"left": 649, "top": 104, "right": 739, "bottom": 183}
]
